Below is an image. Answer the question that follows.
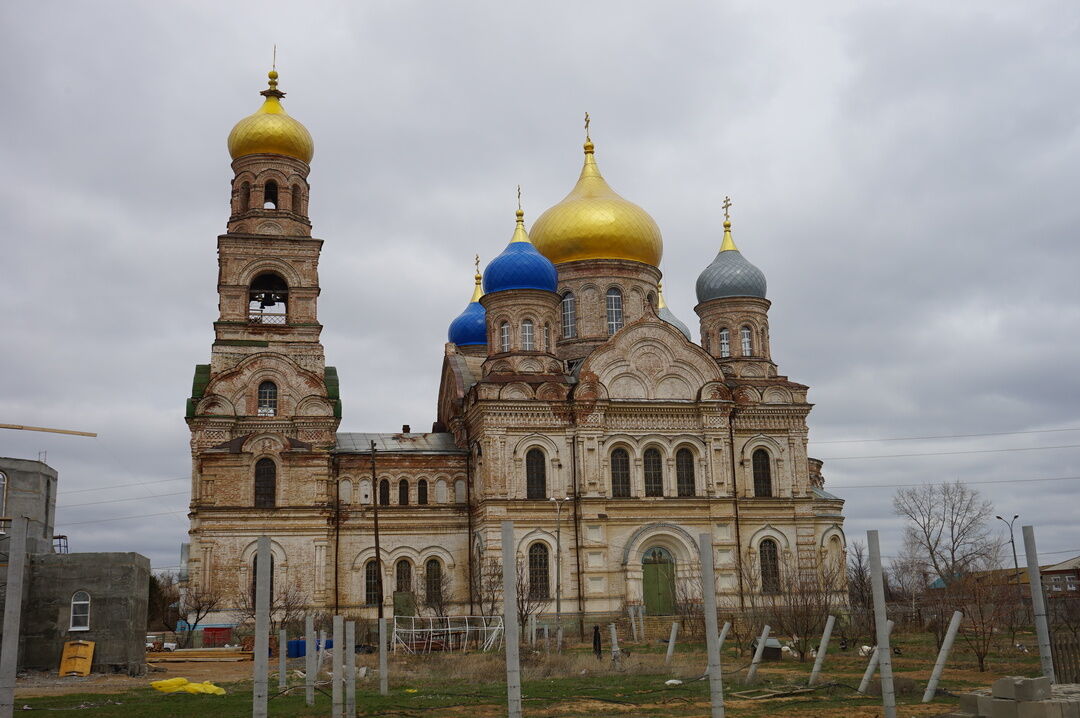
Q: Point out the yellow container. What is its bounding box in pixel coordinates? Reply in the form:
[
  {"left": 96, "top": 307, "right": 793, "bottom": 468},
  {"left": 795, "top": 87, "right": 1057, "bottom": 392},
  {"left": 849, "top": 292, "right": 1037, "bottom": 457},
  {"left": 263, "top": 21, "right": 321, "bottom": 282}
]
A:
[{"left": 59, "top": 640, "right": 95, "bottom": 677}]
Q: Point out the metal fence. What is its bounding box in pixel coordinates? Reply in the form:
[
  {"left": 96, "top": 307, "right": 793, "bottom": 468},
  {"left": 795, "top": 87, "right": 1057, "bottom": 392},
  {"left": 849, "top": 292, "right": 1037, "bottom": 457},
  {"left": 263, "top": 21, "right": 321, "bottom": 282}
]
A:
[{"left": 1052, "top": 636, "right": 1080, "bottom": 683}]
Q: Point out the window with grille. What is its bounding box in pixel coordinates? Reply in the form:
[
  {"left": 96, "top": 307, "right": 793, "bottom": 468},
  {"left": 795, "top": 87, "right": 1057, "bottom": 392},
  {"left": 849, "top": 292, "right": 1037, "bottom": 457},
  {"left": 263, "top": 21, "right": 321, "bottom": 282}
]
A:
[
  {"left": 610, "top": 448, "right": 631, "bottom": 498},
  {"left": 395, "top": 560, "right": 412, "bottom": 594},
  {"left": 752, "top": 449, "right": 772, "bottom": 497},
  {"left": 644, "top": 448, "right": 663, "bottom": 497},
  {"left": 719, "top": 328, "right": 730, "bottom": 358},
  {"left": 528, "top": 544, "right": 550, "bottom": 599},
  {"left": 543, "top": 324, "right": 550, "bottom": 352},
  {"left": 69, "top": 591, "right": 90, "bottom": 631},
  {"left": 561, "top": 293, "right": 577, "bottom": 338},
  {"left": 257, "top": 381, "right": 278, "bottom": 416},
  {"left": 499, "top": 322, "right": 511, "bottom": 352},
  {"left": 365, "top": 560, "right": 381, "bottom": 605},
  {"left": 379, "top": 479, "right": 390, "bottom": 506},
  {"left": 521, "top": 320, "right": 534, "bottom": 351},
  {"left": 425, "top": 559, "right": 442, "bottom": 605},
  {"left": 760, "top": 539, "right": 781, "bottom": 593},
  {"left": 254, "top": 458, "right": 276, "bottom": 508},
  {"left": 250, "top": 555, "right": 275, "bottom": 606},
  {"left": 676, "top": 448, "right": 695, "bottom": 496},
  {"left": 606, "top": 288, "right": 624, "bottom": 335},
  {"left": 525, "top": 448, "right": 546, "bottom": 499},
  {"left": 398, "top": 479, "right": 409, "bottom": 505},
  {"left": 417, "top": 479, "right": 428, "bottom": 505},
  {"left": 741, "top": 326, "right": 752, "bottom": 355}
]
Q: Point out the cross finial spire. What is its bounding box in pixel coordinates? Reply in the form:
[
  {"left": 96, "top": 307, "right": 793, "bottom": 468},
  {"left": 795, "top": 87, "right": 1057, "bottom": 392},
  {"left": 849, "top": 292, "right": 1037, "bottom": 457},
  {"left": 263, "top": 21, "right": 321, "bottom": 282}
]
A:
[
  {"left": 516, "top": 184, "right": 522, "bottom": 212},
  {"left": 722, "top": 196, "right": 733, "bottom": 222},
  {"left": 272, "top": 44, "right": 277, "bottom": 71},
  {"left": 474, "top": 254, "right": 480, "bottom": 275},
  {"left": 584, "top": 112, "right": 591, "bottom": 142}
]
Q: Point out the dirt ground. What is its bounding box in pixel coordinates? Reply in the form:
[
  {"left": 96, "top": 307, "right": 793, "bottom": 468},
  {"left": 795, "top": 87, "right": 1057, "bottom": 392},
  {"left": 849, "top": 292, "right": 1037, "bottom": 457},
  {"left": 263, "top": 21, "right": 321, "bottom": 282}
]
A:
[{"left": 14, "top": 660, "right": 257, "bottom": 698}]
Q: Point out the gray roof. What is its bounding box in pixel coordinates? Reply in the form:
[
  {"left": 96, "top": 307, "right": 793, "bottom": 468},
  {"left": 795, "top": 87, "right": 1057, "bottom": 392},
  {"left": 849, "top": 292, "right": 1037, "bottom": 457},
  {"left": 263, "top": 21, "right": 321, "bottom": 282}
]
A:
[
  {"left": 658, "top": 305, "right": 693, "bottom": 341},
  {"left": 334, "top": 433, "right": 465, "bottom": 454},
  {"left": 695, "top": 250, "right": 767, "bottom": 303},
  {"left": 812, "top": 485, "right": 842, "bottom": 501}
]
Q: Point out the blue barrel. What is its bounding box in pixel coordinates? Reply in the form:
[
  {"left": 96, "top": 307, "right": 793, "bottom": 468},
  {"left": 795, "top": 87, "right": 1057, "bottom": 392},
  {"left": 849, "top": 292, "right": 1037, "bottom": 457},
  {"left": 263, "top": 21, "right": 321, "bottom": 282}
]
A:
[{"left": 286, "top": 639, "right": 305, "bottom": 658}]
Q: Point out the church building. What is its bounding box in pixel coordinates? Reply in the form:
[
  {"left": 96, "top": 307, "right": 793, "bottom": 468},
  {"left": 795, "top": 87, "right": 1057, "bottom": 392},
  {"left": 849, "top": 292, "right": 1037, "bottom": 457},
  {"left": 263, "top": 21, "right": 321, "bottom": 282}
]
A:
[{"left": 184, "top": 71, "right": 846, "bottom": 629}]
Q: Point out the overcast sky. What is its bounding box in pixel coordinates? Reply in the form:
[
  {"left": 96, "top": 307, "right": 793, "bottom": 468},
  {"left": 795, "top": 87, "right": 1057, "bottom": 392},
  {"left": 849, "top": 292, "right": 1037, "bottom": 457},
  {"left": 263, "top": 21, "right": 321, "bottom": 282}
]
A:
[{"left": 2, "top": 1, "right": 1079, "bottom": 574}]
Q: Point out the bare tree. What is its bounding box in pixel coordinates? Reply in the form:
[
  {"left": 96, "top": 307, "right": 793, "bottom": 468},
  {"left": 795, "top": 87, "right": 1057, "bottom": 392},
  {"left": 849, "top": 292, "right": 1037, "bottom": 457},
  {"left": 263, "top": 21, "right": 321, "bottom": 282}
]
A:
[
  {"left": 473, "top": 556, "right": 503, "bottom": 617},
  {"left": 232, "top": 578, "right": 310, "bottom": 635},
  {"left": 421, "top": 564, "right": 455, "bottom": 617},
  {"left": 1050, "top": 594, "right": 1080, "bottom": 642},
  {"left": 177, "top": 583, "right": 225, "bottom": 648},
  {"left": 516, "top": 555, "right": 548, "bottom": 629},
  {"left": 954, "top": 572, "right": 1014, "bottom": 672},
  {"left": 844, "top": 540, "right": 875, "bottom": 647},
  {"left": 893, "top": 481, "right": 995, "bottom": 586},
  {"left": 148, "top": 571, "right": 181, "bottom": 632},
  {"left": 770, "top": 553, "right": 845, "bottom": 661}
]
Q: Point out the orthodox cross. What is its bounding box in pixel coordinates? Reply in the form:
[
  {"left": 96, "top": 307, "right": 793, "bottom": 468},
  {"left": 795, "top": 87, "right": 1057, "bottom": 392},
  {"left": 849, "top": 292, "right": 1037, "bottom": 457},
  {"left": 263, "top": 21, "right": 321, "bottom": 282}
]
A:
[
  {"left": 722, "top": 196, "right": 733, "bottom": 221},
  {"left": 584, "top": 112, "right": 591, "bottom": 141},
  {"left": 474, "top": 254, "right": 480, "bottom": 275},
  {"left": 516, "top": 184, "right": 522, "bottom": 212}
]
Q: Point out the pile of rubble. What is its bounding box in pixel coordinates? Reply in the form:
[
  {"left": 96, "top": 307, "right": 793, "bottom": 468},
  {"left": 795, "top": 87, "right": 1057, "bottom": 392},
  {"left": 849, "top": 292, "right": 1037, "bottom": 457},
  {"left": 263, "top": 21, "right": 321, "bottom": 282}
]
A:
[{"left": 950, "top": 677, "right": 1080, "bottom": 717}]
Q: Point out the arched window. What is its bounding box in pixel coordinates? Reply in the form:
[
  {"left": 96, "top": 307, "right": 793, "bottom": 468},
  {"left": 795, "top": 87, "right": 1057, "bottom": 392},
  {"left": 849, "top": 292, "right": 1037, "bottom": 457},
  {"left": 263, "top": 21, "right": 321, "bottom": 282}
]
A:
[
  {"left": 365, "top": 560, "right": 381, "bottom": 605},
  {"left": 239, "top": 182, "right": 251, "bottom": 212},
  {"left": 647, "top": 292, "right": 657, "bottom": 310},
  {"left": 543, "top": 324, "right": 551, "bottom": 352},
  {"left": 719, "top": 328, "right": 731, "bottom": 358},
  {"left": 257, "top": 381, "right": 277, "bottom": 416},
  {"left": 417, "top": 479, "right": 428, "bottom": 505},
  {"left": 248, "top": 272, "right": 288, "bottom": 325},
  {"left": 606, "top": 288, "right": 624, "bottom": 335},
  {"left": 263, "top": 180, "right": 278, "bottom": 209},
  {"left": 525, "top": 448, "right": 546, "bottom": 499},
  {"left": 499, "top": 321, "right": 511, "bottom": 352},
  {"left": 610, "top": 448, "right": 631, "bottom": 498},
  {"left": 424, "top": 559, "right": 442, "bottom": 605},
  {"left": 760, "top": 539, "right": 781, "bottom": 593},
  {"left": 69, "top": 591, "right": 90, "bottom": 631},
  {"left": 454, "top": 479, "right": 466, "bottom": 503},
  {"left": 250, "top": 554, "right": 275, "bottom": 605},
  {"left": 676, "top": 448, "right": 695, "bottom": 497},
  {"left": 528, "top": 544, "right": 550, "bottom": 599},
  {"left": 395, "top": 560, "right": 412, "bottom": 594},
  {"left": 254, "top": 458, "right": 276, "bottom": 508},
  {"left": 291, "top": 184, "right": 302, "bottom": 214},
  {"left": 398, "top": 479, "right": 409, "bottom": 505},
  {"left": 752, "top": 449, "right": 772, "bottom": 497},
  {"left": 644, "top": 448, "right": 663, "bottom": 497},
  {"left": 521, "top": 320, "right": 534, "bottom": 351},
  {"left": 561, "top": 292, "right": 577, "bottom": 339},
  {"left": 741, "top": 325, "right": 753, "bottom": 356},
  {"left": 379, "top": 479, "right": 390, "bottom": 506}
]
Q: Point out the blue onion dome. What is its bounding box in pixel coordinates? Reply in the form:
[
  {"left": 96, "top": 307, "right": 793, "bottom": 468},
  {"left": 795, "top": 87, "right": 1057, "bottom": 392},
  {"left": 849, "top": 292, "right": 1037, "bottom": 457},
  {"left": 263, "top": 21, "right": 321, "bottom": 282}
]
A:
[
  {"left": 482, "top": 208, "right": 558, "bottom": 293},
  {"left": 448, "top": 268, "right": 488, "bottom": 346},
  {"left": 695, "top": 219, "right": 767, "bottom": 302},
  {"left": 657, "top": 283, "right": 692, "bottom": 340}
]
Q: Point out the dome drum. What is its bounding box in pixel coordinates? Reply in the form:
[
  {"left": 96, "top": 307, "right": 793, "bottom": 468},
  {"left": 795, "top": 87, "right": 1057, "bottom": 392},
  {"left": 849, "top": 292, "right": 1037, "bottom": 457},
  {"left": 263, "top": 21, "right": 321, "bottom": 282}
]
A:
[{"left": 480, "top": 289, "right": 561, "bottom": 362}]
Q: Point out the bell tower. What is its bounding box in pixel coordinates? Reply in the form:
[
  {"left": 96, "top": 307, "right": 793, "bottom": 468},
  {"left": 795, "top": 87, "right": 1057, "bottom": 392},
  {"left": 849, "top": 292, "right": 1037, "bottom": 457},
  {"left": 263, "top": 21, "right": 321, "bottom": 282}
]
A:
[{"left": 185, "top": 70, "right": 340, "bottom": 602}]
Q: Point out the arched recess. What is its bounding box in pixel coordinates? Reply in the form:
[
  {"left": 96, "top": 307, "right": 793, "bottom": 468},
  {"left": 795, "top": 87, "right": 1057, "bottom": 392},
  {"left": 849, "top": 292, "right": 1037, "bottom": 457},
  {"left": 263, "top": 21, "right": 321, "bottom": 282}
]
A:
[
  {"left": 741, "top": 434, "right": 787, "bottom": 496},
  {"left": 295, "top": 395, "right": 334, "bottom": 417},
  {"left": 195, "top": 393, "right": 236, "bottom": 417},
  {"left": 762, "top": 387, "right": 791, "bottom": 404},
  {"left": 238, "top": 539, "right": 289, "bottom": 596},
  {"left": 619, "top": 522, "right": 697, "bottom": 567},
  {"left": 418, "top": 545, "right": 456, "bottom": 570},
  {"left": 515, "top": 528, "right": 556, "bottom": 557},
  {"left": 745, "top": 524, "right": 792, "bottom": 553}
]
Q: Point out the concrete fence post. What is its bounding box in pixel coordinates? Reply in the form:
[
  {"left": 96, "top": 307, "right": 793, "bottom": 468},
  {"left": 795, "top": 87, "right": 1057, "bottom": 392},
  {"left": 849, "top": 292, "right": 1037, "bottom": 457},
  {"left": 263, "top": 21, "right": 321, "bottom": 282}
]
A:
[
  {"left": 868, "top": 530, "right": 897, "bottom": 718},
  {"left": 0, "top": 517, "right": 29, "bottom": 718},
  {"left": 1023, "top": 525, "right": 1056, "bottom": 682},
  {"left": 745, "top": 625, "right": 771, "bottom": 684},
  {"left": 858, "top": 619, "right": 894, "bottom": 694},
  {"left": 808, "top": 615, "right": 835, "bottom": 687},
  {"left": 378, "top": 617, "right": 388, "bottom": 696},
  {"left": 922, "top": 610, "right": 962, "bottom": 702},
  {"left": 609, "top": 623, "right": 620, "bottom": 662},
  {"left": 332, "top": 615, "right": 343, "bottom": 717},
  {"left": 345, "top": 620, "right": 356, "bottom": 717},
  {"left": 278, "top": 628, "right": 287, "bottom": 692},
  {"left": 665, "top": 622, "right": 679, "bottom": 664},
  {"left": 627, "top": 605, "right": 638, "bottom": 642},
  {"left": 252, "top": 536, "right": 271, "bottom": 718},
  {"left": 699, "top": 533, "right": 726, "bottom": 718},
  {"left": 305, "top": 614, "right": 315, "bottom": 706},
  {"left": 501, "top": 521, "right": 523, "bottom": 718}
]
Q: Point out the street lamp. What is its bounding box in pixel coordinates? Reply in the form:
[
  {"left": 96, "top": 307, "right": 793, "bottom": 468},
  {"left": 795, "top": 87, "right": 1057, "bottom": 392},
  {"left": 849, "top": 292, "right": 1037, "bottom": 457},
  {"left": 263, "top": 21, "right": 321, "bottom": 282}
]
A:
[
  {"left": 550, "top": 496, "right": 572, "bottom": 651},
  {"left": 996, "top": 514, "right": 1020, "bottom": 584}
]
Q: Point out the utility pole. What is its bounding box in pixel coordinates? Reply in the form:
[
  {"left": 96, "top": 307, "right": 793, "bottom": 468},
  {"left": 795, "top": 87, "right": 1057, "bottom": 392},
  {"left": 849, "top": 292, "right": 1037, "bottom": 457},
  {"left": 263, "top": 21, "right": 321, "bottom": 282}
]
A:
[
  {"left": 370, "top": 440, "right": 383, "bottom": 620},
  {"left": 549, "top": 496, "right": 571, "bottom": 650},
  {"left": 996, "top": 514, "right": 1021, "bottom": 583}
]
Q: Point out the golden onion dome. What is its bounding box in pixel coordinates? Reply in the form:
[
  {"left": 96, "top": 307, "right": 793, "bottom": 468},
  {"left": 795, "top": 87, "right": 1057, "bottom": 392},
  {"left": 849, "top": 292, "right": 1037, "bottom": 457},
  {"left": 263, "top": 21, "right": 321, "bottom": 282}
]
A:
[
  {"left": 530, "top": 138, "right": 663, "bottom": 266},
  {"left": 227, "top": 70, "right": 314, "bottom": 164}
]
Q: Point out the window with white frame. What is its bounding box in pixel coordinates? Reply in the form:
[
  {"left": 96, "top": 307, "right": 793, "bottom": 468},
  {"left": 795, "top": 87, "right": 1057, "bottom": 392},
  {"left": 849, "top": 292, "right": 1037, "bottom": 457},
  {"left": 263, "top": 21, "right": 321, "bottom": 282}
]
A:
[
  {"left": 257, "top": 381, "right": 277, "bottom": 416},
  {"left": 561, "top": 292, "right": 577, "bottom": 338},
  {"left": 543, "top": 324, "right": 550, "bottom": 352},
  {"left": 70, "top": 591, "right": 90, "bottom": 631},
  {"left": 719, "top": 328, "right": 731, "bottom": 358},
  {"left": 521, "top": 320, "right": 535, "bottom": 351},
  {"left": 740, "top": 326, "right": 752, "bottom": 355},
  {"left": 499, "top": 322, "right": 511, "bottom": 352},
  {"left": 606, "top": 288, "right": 624, "bottom": 335}
]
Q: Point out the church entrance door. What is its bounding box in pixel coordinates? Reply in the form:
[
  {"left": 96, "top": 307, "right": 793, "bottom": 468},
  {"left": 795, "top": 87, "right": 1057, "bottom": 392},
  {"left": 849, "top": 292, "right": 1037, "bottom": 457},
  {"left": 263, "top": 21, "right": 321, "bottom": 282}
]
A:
[{"left": 642, "top": 547, "right": 675, "bottom": 615}]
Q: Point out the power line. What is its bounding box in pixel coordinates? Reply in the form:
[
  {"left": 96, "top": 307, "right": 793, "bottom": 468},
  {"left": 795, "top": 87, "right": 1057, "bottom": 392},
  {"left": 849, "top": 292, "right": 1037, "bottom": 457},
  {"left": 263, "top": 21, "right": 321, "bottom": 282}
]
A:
[
  {"left": 832, "top": 475, "right": 1080, "bottom": 489},
  {"left": 811, "top": 426, "right": 1080, "bottom": 445},
  {"left": 821, "top": 443, "right": 1080, "bottom": 461},
  {"left": 57, "top": 491, "right": 189, "bottom": 509},
  {"left": 62, "top": 476, "right": 188, "bottom": 495},
  {"left": 56, "top": 510, "right": 187, "bottom": 527}
]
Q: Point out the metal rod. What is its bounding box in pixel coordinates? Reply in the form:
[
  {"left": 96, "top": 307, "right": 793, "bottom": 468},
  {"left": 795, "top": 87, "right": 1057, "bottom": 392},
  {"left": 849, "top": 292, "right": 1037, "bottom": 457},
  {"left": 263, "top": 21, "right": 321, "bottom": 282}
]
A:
[
  {"left": 0, "top": 423, "right": 96, "bottom": 437},
  {"left": 378, "top": 617, "right": 388, "bottom": 695},
  {"left": 699, "top": 533, "right": 726, "bottom": 718},
  {"left": 252, "top": 536, "right": 270, "bottom": 718},
  {"left": 305, "top": 614, "right": 315, "bottom": 706},
  {"left": 501, "top": 521, "right": 522, "bottom": 718},
  {"left": 665, "top": 621, "right": 680, "bottom": 664},
  {"left": 0, "top": 518, "right": 28, "bottom": 718},
  {"left": 345, "top": 621, "right": 356, "bottom": 717},
  {"left": 808, "top": 615, "right": 835, "bottom": 686},
  {"left": 332, "top": 615, "right": 343, "bottom": 717},
  {"left": 745, "top": 624, "right": 771, "bottom": 684},
  {"left": 1023, "top": 525, "right": 1056, "bottom": 681},
  {"left": 922, "top": 610, "right": 962, "bottom": 702},
  {"left": 867, "top": 530, "right": 896, "bottom": 718}
]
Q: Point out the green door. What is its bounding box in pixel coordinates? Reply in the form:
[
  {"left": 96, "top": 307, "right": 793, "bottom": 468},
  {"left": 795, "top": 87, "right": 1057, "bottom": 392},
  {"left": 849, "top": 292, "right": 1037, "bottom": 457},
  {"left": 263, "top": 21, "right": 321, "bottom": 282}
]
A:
[{"left": 642, "top": 547, "right": 675, "bottom": 615}]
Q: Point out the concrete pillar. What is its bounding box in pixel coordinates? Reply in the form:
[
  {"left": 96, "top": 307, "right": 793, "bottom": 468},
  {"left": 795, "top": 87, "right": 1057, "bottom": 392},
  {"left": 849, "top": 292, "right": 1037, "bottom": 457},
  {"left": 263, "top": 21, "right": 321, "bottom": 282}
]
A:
[
  {"left": 501, "top": 521, "right": 522, "bottom": 718},
  {"left": 0, "top": 517, "right": 28, "bottom": 718},
  {"left": 253, "top": 536, "right": 271, "bottom": 718},
  {"left": 699, "top": 533, "right": 726, "bottom": 718},
  {"left": 609, "top": 623, "right": 619, "bottom": 661},
  {"left": 867, "top": 530, "right": 896, "bottom": 718},
  {"left": 808, "top": 615, "right": 835, "bottom": 687},
  {"left": 332, "top": 615, "right": 343, "bottom": 717},
  {"left": 345, "top": 621, "right": 356, "bottom": 717},
  {"left": 628, "top": 605, "right": 638, "bottom": 641},
  {"left": 378, "top": 617, "right": 388, "bottom": 696},
  {"left": 278, "top": 629, "right": 287, "bottom": 692},
  {"left": 665, "top": 622, "right": 679, "bottom": 664},
  {"left": 305, "top": 614, "right": 315, "bottom": 706},
  {"left": 922, "top": 610, "right": 962, "bottom": 702},
  {"left": 745, "top": 625, "right": 771, "bottom": 684},
  {"left": 1023, "top": 525, "right": 1056, "bottom": 682},
  {"left": 858, "top": 620, "right": 894, "bottom": 693}
]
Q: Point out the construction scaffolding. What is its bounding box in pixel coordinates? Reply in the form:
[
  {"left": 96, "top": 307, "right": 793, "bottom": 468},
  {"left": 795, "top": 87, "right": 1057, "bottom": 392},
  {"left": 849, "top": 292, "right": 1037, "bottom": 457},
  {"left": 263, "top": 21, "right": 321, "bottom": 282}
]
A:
[{"left": 391, "top": 615, "right": 504, "bottom": 654}]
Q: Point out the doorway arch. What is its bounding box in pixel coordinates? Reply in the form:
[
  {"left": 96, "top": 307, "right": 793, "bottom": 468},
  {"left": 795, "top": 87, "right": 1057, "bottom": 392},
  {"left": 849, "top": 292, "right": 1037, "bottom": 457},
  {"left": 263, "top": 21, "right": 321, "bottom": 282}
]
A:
[{"left": 642, "top": 546, "right": 676, "bottom": 615}]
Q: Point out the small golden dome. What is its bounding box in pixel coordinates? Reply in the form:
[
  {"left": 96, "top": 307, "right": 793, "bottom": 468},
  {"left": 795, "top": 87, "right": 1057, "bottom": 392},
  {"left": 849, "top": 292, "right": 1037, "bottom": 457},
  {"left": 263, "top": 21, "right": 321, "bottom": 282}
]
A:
[
  {"left": 530, "top": 138, "right": 663, "bottom": 266},
  {"left": 227, "top": 70, "right": 314, "bottom": 164}
]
